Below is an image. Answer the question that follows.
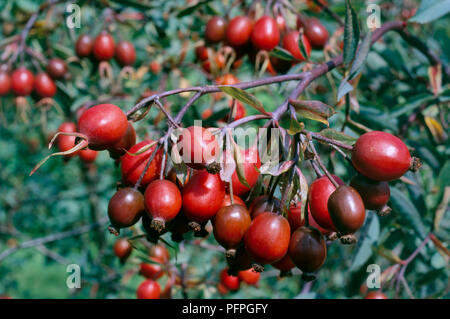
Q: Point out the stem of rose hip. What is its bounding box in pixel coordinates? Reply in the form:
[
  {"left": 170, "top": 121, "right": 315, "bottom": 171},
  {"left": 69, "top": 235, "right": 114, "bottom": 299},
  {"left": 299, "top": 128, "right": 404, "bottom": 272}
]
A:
[
  {"left": 308, "top": 140, "right": 339, "bottom": 188},
  {"left": 133, "top": 143, "right": 163, "bottom": 190}
]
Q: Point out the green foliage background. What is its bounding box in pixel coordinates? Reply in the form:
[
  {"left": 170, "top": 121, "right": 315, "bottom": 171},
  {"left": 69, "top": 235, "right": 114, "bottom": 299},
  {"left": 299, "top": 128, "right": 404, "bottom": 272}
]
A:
[{"left": 0, "top": 0, "right": 448, "bottom": 299}]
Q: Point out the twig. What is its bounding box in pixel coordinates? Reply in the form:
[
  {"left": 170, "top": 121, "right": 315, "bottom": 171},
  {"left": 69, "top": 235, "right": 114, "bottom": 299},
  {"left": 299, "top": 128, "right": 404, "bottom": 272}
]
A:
[
  {"left": 312, "top": 0, "right": 344, "bottom": 26},
  {"left": 0, "top": 217, "right": 109, "bottom": 262}
]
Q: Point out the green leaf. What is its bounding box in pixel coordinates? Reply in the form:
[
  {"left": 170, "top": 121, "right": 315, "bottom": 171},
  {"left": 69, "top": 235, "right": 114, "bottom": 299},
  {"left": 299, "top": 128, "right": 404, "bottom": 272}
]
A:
[
  {"left": 218, "top": 86, "right": 270, "bottom": 116},
  {"left": 389, "top": 187, "right": 427, "bottom": 239},
  {"left": 319, "top": 128, "right": 357, "bottom": 145},
  {"left": 177, "top": 0, "right": 213, "bottom": 17},
  {"left": 349, "top": 30, "right": 372, "bottom": 80},
  {"left": 259, "top": 160, "right": 294, "bottom": 176},
  {"left": 350, "top": 214, "right": 380, "bottom": 271},
  {"left": 233, "top": 144, "right": 250, "bottom": 188},
  {"left": 409, "top": 0, "right": 450, "bottom": 24},
  {"left": 289, "top": 99, "right": 335, "bottom": 125},
  {"left": 287, "top": 117, "right": 304, "bottom": 135},
  {"left": 343, "top": 0, "right": 360, "bottom": 66},
  {"left": 337, "top": 79, "right": 353, "bottom": 101},
  {"left": 298, "top": 30, "right": 310, "bottom": 60},
  {"left": 269, "top": 47, "right": 296, "bottom": 61}
]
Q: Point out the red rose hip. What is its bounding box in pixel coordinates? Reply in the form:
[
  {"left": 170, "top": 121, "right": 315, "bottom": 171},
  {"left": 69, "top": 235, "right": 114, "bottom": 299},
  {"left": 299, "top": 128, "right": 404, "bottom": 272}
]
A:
[
  {"left": 251, "top": 16, "right": 280, "bottom": 51},
  {"left": 352, "top": 131, "right": 411, "bottom": 181},
  {"left": 144, "top": 179, "right": 182, "bottom": 231},
  {"left": 244, "top": 212, "right": 290, "bottom": 265}
]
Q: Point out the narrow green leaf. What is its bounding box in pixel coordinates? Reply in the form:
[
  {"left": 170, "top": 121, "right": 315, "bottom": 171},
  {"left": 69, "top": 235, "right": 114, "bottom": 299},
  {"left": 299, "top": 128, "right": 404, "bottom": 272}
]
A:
[
  {"left": 409, "top": 0, "right": 450, "bottom": 23},
  {"left": 349, "top": 30, "right": 372, "bottom": 80},
  {"left": 269, "top": 47, "right": 296, "bottom": 61},
  {"left": 259, "top": 160, "right": 294, "bottom": 176},
  {"left": 389, "top": 187, "right": 427, "bottom": 239},
  {"left": 287, "top": 117, "right": 305, "bottom": 135},
  {"left": 337, "top": 78, "right": 353, "bottom": 101},
  {"left": 343, "top": 0, "right": 360, "bottom": 66},
  {"left": 218, "top": 86, "right": 270, "bottom": 116},
  {"left": 233, "top": 144, "right": 250, "bottom": 188},
  {"left": 289, "top": 99, "right": 335, "bottom": 125},
  {"left": 350, "top": 214, "right": 380, "bottom": 271},
  {"left": 319, "top": 128, "right": 357, "bottom": 145},
  {"left": 177, "top": 0, "right": 213, "bottom": 17},
  {"left": 298, "top": 29, "right": 310, "bottom": 60}
]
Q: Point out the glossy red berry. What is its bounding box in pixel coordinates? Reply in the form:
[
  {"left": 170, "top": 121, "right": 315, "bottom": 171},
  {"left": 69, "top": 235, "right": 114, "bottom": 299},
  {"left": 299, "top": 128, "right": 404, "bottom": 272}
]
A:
[
  {"left": 271, "top": 253, "right": 295, "bottom": 272},
  {"left": 288, "top": 227, "right": 327, "bottom": 273},
  {"left": 0, "top": 70, "right": 12, "bottom": 95},
  {"left": 308, "top": 175, "right": 344, "bottom": 231},
  {"left": 121, "top": 140, "right": 164, "bottom": 187},
  {"left": 249, "top": 195, "right": 281, "bottom": 219},
  {"left": 352, "top": 131, "right": 411, "bottom": 181},
  {"left": 220, "top": 268, "right": 240, "bottom": 291},
  {"left": 93, "top": 32, "right": 115, "bottom": 61},
  {"left": 56, "top": 122, "right": 78, "bottom": 157},
  {"left": 244, "top": 212, "right": 291, "bottom": 264},
  {"left": 75, "top": 34, "right": 94, "bottom": 57},
  {"left": 11, "top": 68, "right": 34, "bottom": 96},
  {"left": 149, "top": 61, "right": 161, "bottom": 74},
  {"left": 282, "top": 30, "right": 311, "bottom": 61},
  {"left": 304, "top": 18, "right": 329, "bottom": 49},
  {"left": 151, "top": 244, "right": 170, "bottom": 263},
  {"left": 136, "top": 279, "right": 161, "bottom": 299},
  {"left": 140, "top": 262, "right": 164, "bottom": 280},
  {"left": 115, "top": 41, "right": 136, "bottom": 66},
  {"left": 34, "top": 73, "right": 57, "bottom": 98},
  {"left": 144, "top": 179, "right": 182, "bottom": 231},
  {"left": 221, "top": 193, "right": 246, "bottom": 207},
  {"left": 238, "top": 268, "right": 260, "bottom": 285},
  {"left": 231, "top": 146, "right": 261, "bottom": 196},
  {"left": 226, "top": 16, "right": 253, "bottom": 47},
  {"left": 213, "top": 204, "right": 251, "bottom": 250},
  {"left": 78, "top": 104, "right": 128, "bottom": 150},
  {"left": 114, "top": 238, "right": 132, "bottom": 262},
  {"left": 251, "top": 16, "right": 280, "bottom": 51},
  {"left": 205, "top": 16, "right": 227, "bottom": 43},
  {"left": 177, "top": 126, "right": 219, "bottom": 170},
  {"left": 328, "top": 185, "right": 366, "bottom": 235},
  {"left": 364, "top": 291, "right": 388, "bottom": 299},
  {"left": 182, "top": 170, "right": 225, "bottom": 222},
  {"left": 350, "top": 174, "right": 390, "bottom": 210},
  {"left": 79, "top": 148, "right": 98, "bottom": 163},
  {"left": 108, "top": 122, "right": 136, "bottom": 159},
  {"left": 140, "top": 245, "right": 169, "bottom": 279},
  {"left": 46, "top": 58, "right": 67, "bottom": 79},
  {"left": 287, "top": 202, "right": 305, "bottom": 231},
  {"left": 108, "top": 187, "right": 145, "bottom": 229},
  {"left": 307, "top": 206, "right": 333, "bottom": 235}
]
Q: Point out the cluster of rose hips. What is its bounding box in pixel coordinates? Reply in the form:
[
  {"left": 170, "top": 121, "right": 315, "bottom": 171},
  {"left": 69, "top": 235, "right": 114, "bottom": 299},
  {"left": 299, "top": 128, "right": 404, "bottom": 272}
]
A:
[
  {"left": 195, "top": 13, "right": 329, "bottom": 76},
  {"left": 32, "top": 102, "right": 415, "bottom": 297},
  {"left": 0, "top": 57, "right": 67, "bottom": 99},
  {"left": 195, "top": 13, "right": 329, "bottom": 123},
  {"left": 75, "top": 31, "right": 136, "bottom": 66}
]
